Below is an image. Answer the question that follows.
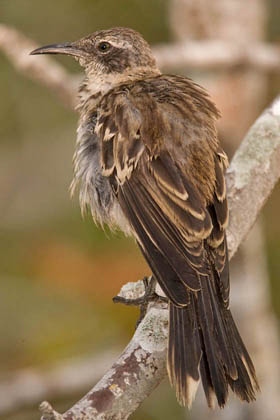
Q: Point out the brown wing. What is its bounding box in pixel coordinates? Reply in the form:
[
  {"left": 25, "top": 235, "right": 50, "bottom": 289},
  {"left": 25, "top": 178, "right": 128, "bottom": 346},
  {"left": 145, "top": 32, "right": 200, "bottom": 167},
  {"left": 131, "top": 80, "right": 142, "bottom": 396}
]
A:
[
  {"left": 95, "top": 80, "right": 261, "bottom": 408},
  {"left": 206, "top": 148, "right": 230, "bottom": 307},
  {"left": 97, "top": 77, "right": 229, "bottom": 307}
]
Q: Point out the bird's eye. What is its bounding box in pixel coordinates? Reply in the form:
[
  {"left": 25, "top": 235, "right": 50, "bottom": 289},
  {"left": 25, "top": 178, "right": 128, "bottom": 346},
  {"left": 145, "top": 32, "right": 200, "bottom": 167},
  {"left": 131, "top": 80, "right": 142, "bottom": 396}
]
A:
[{"left": 97, "top": 42, "right": 111, "bottom": 53}]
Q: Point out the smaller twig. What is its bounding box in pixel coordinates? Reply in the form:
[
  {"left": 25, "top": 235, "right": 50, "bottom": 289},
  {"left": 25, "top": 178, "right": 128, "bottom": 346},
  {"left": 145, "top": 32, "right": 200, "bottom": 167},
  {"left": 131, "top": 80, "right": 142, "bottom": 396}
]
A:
[
  {"left": 113, "top": 276, "right": 167, "bottom": 326},
  {"left": 0, "top": 24, "right": 78, "bottom": 109},
  {"left": 153, "top": 40, "right": 280, "bottom": 72},
  {"left": 40, "top": 401, "right": 63, "bottom": 420}
]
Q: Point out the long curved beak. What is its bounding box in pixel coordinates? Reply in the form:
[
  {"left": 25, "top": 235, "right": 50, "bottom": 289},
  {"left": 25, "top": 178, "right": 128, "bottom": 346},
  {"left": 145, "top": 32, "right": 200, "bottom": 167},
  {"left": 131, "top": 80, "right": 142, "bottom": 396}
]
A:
[{"left": 30, "top": 42, "right": 86, "bottom": 58}]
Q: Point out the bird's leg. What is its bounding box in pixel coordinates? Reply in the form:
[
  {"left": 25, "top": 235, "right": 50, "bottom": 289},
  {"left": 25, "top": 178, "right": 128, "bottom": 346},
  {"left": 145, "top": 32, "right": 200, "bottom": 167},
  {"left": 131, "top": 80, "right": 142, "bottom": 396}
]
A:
[{"left": 113, "top": 275, "right": 168, "bottom": 327}]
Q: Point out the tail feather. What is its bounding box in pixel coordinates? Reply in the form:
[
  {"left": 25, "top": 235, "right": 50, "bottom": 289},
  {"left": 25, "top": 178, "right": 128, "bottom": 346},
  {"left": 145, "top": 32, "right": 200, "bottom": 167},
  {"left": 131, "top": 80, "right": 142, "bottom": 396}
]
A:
[
  {"left": 205, "top": 275, "right": 238, "bottom": 380},
  {"left": 199, "top": 348, "right": 216, "bottom": 408},
  {"left": 196, "top": 277, "right": 228, "bottom": 407},
  {"left": 167, "top": 275, "right": 259, "bottom": 408},
  {"left": 168, "top": 295, "right": 201, "bottom": 407},
  {"left": 224, "top": 310, "right": 259, "bottom": 401}
]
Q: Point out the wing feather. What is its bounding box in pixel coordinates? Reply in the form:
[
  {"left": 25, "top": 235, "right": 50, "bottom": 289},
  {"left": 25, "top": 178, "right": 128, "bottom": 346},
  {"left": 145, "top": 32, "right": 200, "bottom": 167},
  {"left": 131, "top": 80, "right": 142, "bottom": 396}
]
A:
[{"left": 98, "top": 76, "right": 229, "bottom": 304}]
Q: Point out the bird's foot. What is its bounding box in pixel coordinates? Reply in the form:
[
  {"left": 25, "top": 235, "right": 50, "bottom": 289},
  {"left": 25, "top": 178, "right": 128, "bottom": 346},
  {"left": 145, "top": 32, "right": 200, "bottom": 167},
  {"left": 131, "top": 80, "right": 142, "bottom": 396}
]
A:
[{"left": 113, "top": 276, "right": 168, "bottom": 327}]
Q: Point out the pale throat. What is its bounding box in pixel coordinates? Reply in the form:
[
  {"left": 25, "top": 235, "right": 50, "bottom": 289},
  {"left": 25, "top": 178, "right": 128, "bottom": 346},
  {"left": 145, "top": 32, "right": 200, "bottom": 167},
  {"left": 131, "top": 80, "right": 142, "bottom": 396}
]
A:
[{"left": 78, "top": 65, "right": 161, "bottom": 111}]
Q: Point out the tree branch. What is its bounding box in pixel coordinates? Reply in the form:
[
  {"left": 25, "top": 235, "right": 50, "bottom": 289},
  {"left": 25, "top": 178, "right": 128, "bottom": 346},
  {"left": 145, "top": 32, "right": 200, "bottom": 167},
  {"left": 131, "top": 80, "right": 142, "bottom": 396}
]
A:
[
  {"left": 226, "top": 95, "right": 280, "bottom": 258},
  {"left": 0, "top": 350, "right": 119, "bottom": 416},
  {"left": 38, "top": 96, "right": 280, "bottom": 419},
  {"left": 153, "top": 40, "right": 280, "bottom": 72}
]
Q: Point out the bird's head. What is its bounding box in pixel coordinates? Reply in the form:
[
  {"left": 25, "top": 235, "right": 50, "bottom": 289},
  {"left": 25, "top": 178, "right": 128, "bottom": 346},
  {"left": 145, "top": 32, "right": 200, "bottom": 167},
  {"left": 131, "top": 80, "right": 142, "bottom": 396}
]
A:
[{"left": 30, "top": 27, "right": 158, "bottom": 77}]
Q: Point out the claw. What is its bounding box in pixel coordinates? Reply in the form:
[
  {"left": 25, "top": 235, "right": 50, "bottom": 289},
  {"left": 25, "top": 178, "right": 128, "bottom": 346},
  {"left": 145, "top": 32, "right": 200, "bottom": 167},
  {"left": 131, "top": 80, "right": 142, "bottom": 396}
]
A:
[{"left": 113, "top": 276, "right": 168, "bottom": 327}]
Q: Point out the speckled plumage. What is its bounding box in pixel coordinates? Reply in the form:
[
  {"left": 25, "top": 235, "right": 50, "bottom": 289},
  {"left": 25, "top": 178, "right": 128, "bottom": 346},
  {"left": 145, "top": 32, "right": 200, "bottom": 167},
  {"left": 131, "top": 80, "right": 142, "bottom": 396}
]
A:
[{"left": 31, "top": 27, "right": 259, "bottom": 408}]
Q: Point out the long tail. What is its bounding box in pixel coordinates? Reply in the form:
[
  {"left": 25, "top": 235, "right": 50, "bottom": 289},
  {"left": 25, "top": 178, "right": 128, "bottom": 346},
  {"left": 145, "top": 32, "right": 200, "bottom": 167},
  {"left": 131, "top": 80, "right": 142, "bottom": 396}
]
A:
[{"left": 167, "top": 275, "right": 259, "bottom": 408}]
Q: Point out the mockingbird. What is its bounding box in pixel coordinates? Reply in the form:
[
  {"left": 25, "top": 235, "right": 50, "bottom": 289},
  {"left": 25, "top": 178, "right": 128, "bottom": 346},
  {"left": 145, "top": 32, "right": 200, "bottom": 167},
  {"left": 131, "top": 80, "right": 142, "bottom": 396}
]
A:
[{"left": 31, "top": 27, "right": 259, "bottom": 408}]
